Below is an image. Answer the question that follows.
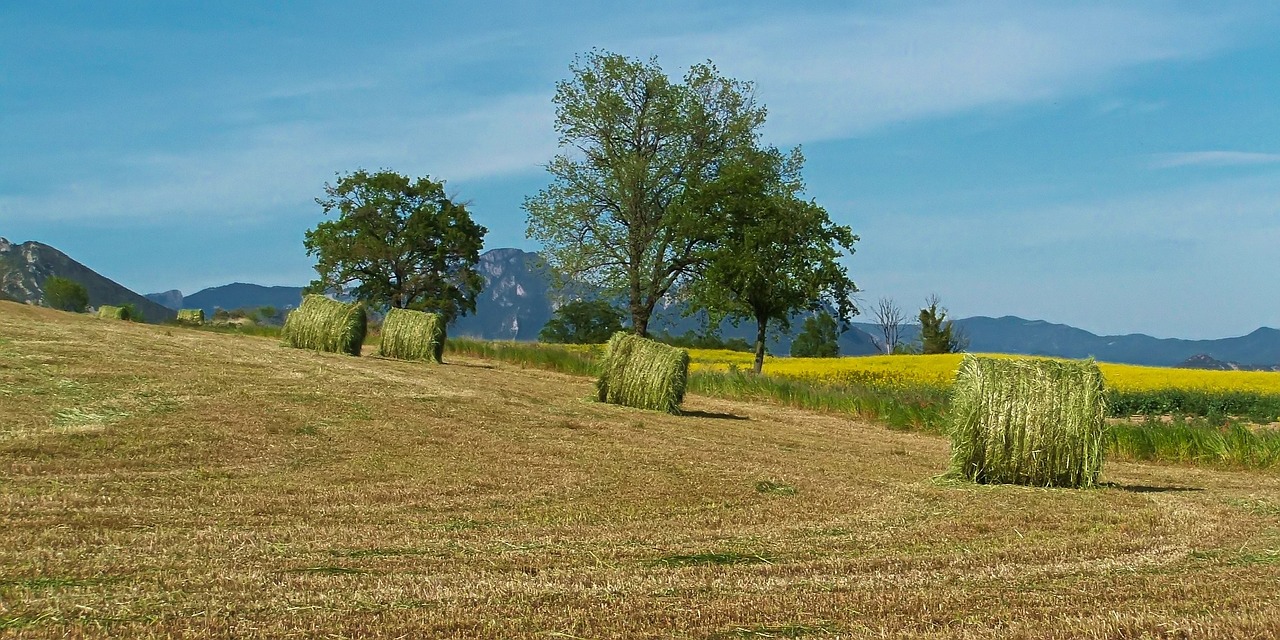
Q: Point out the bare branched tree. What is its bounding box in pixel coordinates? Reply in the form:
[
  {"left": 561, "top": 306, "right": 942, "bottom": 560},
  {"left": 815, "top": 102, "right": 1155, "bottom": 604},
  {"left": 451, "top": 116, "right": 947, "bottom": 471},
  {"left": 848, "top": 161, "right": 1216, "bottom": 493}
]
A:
[{"left": 872, "top": 297, "right": 905, "bottom": 354}]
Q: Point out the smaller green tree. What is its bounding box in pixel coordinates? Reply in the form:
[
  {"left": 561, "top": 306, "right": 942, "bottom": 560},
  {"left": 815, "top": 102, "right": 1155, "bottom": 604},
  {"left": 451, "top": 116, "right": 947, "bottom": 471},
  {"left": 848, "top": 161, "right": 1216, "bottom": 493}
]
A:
[
  {"left": 120, "top": 302, "right": 144, "bottom": 322},
  {"left": 538, "top": 300, "right": 625, "bottom": 344},
  {"left": 918, "top": 295, "right": 964, "bottom": 354},
  {"left": 791, "top": 312, "right": 840, "bottom": 358},
  {"left": 688, "top": 145, "right": 858, "bottom": 373},
  {"left": 44, "top": 276, "right": 88, "bottom": 313},
  {"left": 305, "top": 169, "right": 487, "bottom": 321}
]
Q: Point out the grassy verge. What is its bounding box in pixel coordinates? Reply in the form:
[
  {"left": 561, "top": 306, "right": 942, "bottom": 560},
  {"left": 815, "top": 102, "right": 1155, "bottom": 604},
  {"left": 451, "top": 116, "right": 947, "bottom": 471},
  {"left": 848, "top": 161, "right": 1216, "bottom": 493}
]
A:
[{"left": 453, "top": 339, "right": 1280, "bottom": 470}]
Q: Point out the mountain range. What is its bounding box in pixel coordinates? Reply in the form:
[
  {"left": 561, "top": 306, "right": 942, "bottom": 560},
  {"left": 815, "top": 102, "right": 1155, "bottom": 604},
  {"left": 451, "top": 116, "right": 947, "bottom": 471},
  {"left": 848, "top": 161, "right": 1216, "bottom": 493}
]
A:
[
  {"left": 5, "top": 237, "right": 1278, "bottom": 368},
  {"left": 0, "top": 237, "right": 175, "bottom": 322}
]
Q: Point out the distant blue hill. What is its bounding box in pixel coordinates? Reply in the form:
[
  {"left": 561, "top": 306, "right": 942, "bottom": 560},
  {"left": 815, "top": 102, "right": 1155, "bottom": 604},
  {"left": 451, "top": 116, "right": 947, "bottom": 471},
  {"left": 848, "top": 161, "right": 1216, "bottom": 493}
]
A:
[
  {"left": 853, "top": 316, "right": 1280, "bottom": 367},
  {"left": 144, "top": 247, "right": 1280, "bottom": 367},
  {"left": 180, "top": 283, "right": 306, "bottom": 317}
]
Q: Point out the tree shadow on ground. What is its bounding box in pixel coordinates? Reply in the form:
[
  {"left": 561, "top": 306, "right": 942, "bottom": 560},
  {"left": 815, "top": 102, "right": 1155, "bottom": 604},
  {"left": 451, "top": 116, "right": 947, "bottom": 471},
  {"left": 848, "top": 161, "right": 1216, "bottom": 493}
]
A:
[{"left": 681, "top": 410, "right": 750, "bottom": 421}]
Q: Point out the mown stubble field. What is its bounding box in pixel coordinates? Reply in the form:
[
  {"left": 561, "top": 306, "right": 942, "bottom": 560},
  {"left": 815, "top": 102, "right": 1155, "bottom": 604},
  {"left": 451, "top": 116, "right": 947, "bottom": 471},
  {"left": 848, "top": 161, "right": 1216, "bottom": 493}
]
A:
[{"left": 2, "top": 301, "right": 1279, "bottom": 638}]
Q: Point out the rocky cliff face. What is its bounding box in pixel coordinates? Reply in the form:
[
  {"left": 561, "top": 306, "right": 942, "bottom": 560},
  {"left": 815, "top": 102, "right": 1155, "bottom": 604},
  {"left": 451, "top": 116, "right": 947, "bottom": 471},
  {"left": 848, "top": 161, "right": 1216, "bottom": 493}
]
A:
[
  {"left": 0, "top": 237, "right": 176, "bottom": 322},
  {"left": 452, "top": 248, "right": 555, "bottom": 340}
]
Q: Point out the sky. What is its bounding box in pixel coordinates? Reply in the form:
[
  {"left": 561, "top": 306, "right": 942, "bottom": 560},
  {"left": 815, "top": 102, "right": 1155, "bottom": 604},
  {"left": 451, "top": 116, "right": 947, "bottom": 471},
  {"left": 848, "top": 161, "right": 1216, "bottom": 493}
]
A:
[{"left": 2, "top": 1, "right": 1278, "bottom": 339}]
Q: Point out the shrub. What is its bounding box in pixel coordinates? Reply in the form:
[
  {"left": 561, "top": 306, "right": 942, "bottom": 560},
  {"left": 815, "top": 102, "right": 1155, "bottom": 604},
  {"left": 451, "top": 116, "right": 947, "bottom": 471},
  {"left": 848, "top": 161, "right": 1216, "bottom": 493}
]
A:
[
  {"left": 948, "top": 355, "right": 1107, "bottom": 488},
  {"left": 379, "top": 307, "right": 446, "bottom": 363},
  {"left": 282, "top": 295, "right": 367, "bottom": 356},
  {"left": 596, "top": 332, "right": 690, "bottom": 414}
]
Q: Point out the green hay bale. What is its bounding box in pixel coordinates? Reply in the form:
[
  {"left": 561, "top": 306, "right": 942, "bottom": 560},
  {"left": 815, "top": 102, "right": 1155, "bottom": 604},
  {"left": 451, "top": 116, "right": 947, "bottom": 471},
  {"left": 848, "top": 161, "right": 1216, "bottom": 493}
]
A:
[
  {"left": 282, "top": 295, "right": 367, "bottom": 356},
  {"left": 378, "top": 307, "right": 446, "bottom": 363},
  {"left": 176, "top": 309, "right": 205, "bottom": 326},
  {"left": 97, "top": 305, "right": 130, "bottom": 321},
  {"left": 596, "top": 332, "right": 689, "bottom": 414},
  {"left": 948, "top": 355, "right": 1108, "bottom": 488}
]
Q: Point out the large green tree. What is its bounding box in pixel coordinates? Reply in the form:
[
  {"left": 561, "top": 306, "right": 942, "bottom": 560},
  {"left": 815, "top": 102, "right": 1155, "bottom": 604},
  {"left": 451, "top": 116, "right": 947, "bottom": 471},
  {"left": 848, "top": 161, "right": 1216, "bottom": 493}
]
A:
[
  {"left": 688, "top": 146, "right": 858, "bottom": 374},
  {"left": 43, "top": 276, "right": 88, "bottom": 313},
  {"left": 525, "top": 51, "right": 765, "bottom": 336},
  {"left": 305, "top": 169, "right": 487, "bottom": 321}
]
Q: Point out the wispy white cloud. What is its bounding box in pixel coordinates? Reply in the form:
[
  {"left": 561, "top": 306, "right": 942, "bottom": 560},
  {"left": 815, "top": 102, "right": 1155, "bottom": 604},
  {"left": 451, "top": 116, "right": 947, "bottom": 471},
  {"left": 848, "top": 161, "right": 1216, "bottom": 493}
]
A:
[
  {"left": 634, "top": 2, "right": 1240, "bottom": 143},
  {"left": 1150, "top": 151, "right": 1280, "bottom": 169},
  {"left": 0, "top": 93, "right": 557, "bottom": 223}
]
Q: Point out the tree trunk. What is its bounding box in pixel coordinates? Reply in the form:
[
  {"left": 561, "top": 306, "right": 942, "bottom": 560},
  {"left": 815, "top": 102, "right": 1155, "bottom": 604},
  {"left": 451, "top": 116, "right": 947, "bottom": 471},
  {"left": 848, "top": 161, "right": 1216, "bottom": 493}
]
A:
[{"left": 753, "top": 316, "right": 768, "bottom": 375}]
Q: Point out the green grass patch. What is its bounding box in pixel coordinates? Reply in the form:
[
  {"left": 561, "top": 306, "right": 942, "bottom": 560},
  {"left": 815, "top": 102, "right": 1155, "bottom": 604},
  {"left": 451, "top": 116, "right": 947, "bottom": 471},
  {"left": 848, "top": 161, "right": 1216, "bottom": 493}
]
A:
[
  {"left": 755, "top": 480, "right": 797, "bottom": 496},
  {"left": 715, "top": 622, "right": 838, "bottom": 638},
  {"left": 287, "top": 565, "right": 368, "bottom": 575},
  {"left": 329, "top": 548, "right": 430, "bottom": 558},
  {"left": 655, "top": 552, "right": 775, "bottom": 567},
  {"left": 0, "top": 575, "right": 120, "bottom": 590}
]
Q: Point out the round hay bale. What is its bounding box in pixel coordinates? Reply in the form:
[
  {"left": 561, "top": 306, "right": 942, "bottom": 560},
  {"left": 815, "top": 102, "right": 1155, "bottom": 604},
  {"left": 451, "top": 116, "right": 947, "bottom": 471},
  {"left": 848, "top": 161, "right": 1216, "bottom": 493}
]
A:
[
  {"left": 596, "top": 332, "right": 689, "bottom": 414},
  {"left": 948, "top": 355, "right": 1107, "bottom": 488},
  {"left": 97, "top": 305, "right": 130, "bottom": 321},
  {"left": 379, "top": 307, "right": 446, "bottom": 363},
  {"left": 176, "top": 309, "right": 205, "bottom": 326},
  {"left": 282, "top": 295, "right": 367, "bottom": 356}
]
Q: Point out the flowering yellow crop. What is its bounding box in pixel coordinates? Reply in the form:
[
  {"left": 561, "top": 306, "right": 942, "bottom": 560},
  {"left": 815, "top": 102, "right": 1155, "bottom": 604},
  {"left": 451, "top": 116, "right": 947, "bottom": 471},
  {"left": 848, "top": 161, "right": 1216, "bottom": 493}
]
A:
[{"left": 686, "top": 350, "right": 1280, "bottom": 394}]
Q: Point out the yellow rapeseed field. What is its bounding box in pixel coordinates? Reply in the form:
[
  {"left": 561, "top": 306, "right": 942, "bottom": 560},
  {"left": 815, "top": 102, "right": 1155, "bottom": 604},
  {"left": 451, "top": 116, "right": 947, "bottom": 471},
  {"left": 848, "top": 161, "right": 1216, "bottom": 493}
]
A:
[{"left": 688, "top": 350, "right": 1280, "bottom": 394}]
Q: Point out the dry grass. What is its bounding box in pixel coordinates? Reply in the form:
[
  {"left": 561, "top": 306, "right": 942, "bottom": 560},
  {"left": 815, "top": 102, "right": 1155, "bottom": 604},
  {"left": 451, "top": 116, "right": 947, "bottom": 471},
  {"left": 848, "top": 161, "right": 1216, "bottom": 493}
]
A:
[{"left": 3, "top": 301, "right": 1280, "bottom": 638}]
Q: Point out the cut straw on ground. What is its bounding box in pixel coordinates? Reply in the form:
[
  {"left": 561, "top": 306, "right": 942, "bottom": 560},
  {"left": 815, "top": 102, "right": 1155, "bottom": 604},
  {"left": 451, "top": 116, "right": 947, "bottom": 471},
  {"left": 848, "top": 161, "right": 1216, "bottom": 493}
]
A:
[{"left": 281, "top": 295, "right": 367, "bottom": 356}]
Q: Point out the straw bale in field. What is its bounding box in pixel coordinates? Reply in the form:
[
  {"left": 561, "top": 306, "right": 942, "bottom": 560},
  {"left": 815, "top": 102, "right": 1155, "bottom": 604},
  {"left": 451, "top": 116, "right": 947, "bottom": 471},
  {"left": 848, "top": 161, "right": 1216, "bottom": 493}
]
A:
[
  {"left": 596, "top": 332, "right": 689, "bottom": 414},
  {"left": 379, "top": 307, "right": 446, "bottom": 363},
  {"left": 97, "top": 305, "right": 130, "bottom": 321},
  {"left": 282, "top": 295, "right": 367, "bottom": 356},
  {"left": 948, "top": 355, "right": 1107, "bottom": 488},
  {"left": 176, "top": 309, "right": 205, "bottom": 326}
]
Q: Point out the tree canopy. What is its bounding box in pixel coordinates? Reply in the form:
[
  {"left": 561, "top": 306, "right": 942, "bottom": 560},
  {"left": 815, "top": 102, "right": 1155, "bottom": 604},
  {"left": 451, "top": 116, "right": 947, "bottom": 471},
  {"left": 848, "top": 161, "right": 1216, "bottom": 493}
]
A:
[
  {"left": 538, "top": 299, "right": 625, "bottom": 344},
  {"left": 43, "top": 276, "right": 88, "bottom": 313},
  {"left": 305, "top": 169, "right": 487, "bottom": 321},
  {"left": 525, "top": 51, "right": 765, "bottom": 336},
  {"left": 687, "top": 145, "right": 858, "bottom": 373},
  {"left": 791, "top": 312, "right": 841, "bottom": 358},
  {"left": 919, "top": 295, "right": 965, "bottom": 354}
]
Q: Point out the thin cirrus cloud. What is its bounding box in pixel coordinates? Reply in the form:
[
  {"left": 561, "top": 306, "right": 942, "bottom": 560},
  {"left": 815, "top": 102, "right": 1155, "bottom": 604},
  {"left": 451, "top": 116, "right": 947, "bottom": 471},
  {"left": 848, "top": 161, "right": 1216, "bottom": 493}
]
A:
[
  {"left": 0, "top": 94, "right": 558, "bottom": 224},
  {"left": 634, "top": 3, "right": 1240, "bottom": 143},
  {"left": 1150, "top": 151, "right": 1280, "bottom": 168},
  {"left": 0, "top": 2, "right": 1258, "bottom": 225}
]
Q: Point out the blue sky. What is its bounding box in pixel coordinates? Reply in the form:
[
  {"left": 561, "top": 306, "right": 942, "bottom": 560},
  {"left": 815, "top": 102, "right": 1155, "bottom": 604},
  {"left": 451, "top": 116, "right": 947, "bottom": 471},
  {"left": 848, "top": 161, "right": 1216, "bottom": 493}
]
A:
[{"left": 2, "top": 1, "right": 1278, "bottom": 339}]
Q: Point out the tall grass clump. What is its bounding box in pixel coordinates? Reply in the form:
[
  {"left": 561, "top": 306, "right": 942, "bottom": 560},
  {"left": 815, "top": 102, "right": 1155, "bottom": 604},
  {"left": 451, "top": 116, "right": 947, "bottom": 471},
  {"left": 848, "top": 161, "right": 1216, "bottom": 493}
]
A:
[
  {"left": 97, "top": 305, "right": 130, "bottom": 321},
  {"left": 282, "top": 295, "right": 367, "bottom": 356},
  {"left": 596, "top": 332, "right": 689, "bottom": 414},
  {"left": 948, "top": 355, "right": 1107, "bottom": 488},
  {"left": 176, "top": 309, "right": 205, "bottom": 326},
  {"left": 379, "top": 307, "right": 445, "bottom": 363},
  {"left": 445, "top": 338, "right": 600, "bottom": 376}
]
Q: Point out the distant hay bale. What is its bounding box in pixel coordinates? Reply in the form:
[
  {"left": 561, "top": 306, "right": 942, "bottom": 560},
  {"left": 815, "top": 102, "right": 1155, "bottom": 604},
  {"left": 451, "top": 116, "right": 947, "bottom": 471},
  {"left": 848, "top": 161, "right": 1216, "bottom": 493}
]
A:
[
  {"left": 378, "top": 307, "right": 445, "bottom": 363},
  {"left": 98, "top": 305, "right": 130, "bottom": 321},
  {"left": 282, "top": 295, "right": 367, "bottom": 356},
  {"left": 176, "top": 309, "right": 205, "bottom": 326},
  {"left": 596, "top": 332, "right": 689, "bottom": 414},
  {"left": 948, "top": 355, "right": 1107, "bottom": 488}
]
